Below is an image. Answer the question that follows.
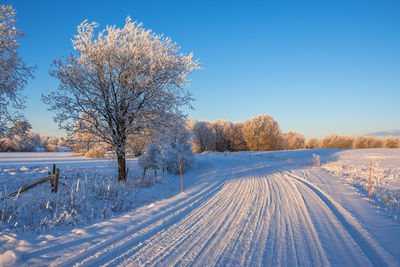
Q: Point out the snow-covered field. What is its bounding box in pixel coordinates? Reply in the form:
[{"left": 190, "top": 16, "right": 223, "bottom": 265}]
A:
[{"left": 0, "top": 149, "right": 400, "bottom": 266}]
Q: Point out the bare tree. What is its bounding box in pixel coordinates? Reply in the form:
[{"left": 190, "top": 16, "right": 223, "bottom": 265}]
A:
[
  {"left": 0, "top": 5, "right": 34, "bottom": 134},
  {"left": 43, "top": 17, "right": 199, "bottom": 182}
]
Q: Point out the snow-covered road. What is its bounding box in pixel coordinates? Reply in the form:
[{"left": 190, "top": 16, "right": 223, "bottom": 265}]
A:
[
  {"left": 53, "top": 172, "right": 395, "bottom": 266},
  {"left": 1, "top": 151, "right": 399, "bottom": 266}
]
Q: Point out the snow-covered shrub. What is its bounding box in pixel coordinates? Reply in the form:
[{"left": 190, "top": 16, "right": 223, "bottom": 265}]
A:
[
  {"left": 160, "top": 137, "right": 195, "bottom": 175},
  {"left": 312, "top": 154, "right": 320, "bottom": 167},
  {"left": 138, "top": 143, "right": 162, "bottom": 171},
  {"left": 139, "top": 119, "right": 195, "bottom": 175},
  {"left": 85, "top": 147, "right": 106, "bottom": 158}
]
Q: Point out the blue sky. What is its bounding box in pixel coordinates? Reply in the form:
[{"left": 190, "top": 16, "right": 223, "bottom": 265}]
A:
[{"left": 4, "top": 0, "right": 400, "bottom": 139}]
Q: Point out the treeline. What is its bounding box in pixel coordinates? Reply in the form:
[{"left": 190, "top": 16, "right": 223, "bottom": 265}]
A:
[
  {"left": 0, "top": 120, "right": 69, "bottom": 152},
  {"left": 305, "top": 135, "right": 400, "bottom": 149},
  {"left": 190, "top": 114, "right": 400, "bottom": 152}
]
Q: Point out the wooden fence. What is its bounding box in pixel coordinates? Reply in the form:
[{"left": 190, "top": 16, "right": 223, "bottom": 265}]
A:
[{"left": 1, "top": 164, "right": 60, "bottom": 201}]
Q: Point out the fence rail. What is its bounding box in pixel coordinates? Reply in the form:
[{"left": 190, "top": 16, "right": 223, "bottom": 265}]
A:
[{"left": 1, "top": 164, "right": 60, "bottom": 201}]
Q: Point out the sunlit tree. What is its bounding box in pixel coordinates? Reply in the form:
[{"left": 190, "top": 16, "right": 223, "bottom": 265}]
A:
[{"left": 43, "top": 17, "right": 199, "bottom": 182}]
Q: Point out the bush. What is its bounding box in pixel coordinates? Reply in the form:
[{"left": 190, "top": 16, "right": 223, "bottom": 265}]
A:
[
  {"left": 45, "top": 144, "right": 58, "bottom": 152},
  {"left": 84, "top": 147, "right": 106, "bottom": 158}
]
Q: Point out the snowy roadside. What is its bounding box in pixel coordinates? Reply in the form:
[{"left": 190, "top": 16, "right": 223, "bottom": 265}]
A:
[
  {"left": 320, "top": 148, "right": 400, "bottom": 220},
  {"left": 0, "top": 152, "right": 187, "bottom": 233}
]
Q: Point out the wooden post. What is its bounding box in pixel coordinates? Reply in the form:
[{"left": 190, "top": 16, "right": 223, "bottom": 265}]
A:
[
  {"left": 52, "top": 168, "right": 60, "bottom": 193},
  {"left": 179, "top": 155, "right": 183, "bottom": 193},
  {"left": 368, "top": 160, "right": 372, "bottom": 200},
  {"left": 48, "top": 171, "right": 53, "bottom": 188},
  {"left": 52, "top": 164, "right": 56, "bottom": 175}
]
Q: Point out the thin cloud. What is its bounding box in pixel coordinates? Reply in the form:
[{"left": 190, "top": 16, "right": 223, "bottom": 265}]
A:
[{"left": 366, "top": 129, "right": 400, "bottom": 137}]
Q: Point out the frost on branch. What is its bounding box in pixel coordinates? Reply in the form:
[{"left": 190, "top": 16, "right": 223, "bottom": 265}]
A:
[
  {"left": 0, "top": 5, "right": 34, "bottom": 134},
  {"left": 42, "top": 17, "right": 200, "bottom": 182}
]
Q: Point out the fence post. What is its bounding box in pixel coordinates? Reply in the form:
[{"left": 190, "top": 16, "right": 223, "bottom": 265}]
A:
[
  {"left": 53, "top": 168, "right": 60, "bottom": 193},
  {"left": 368, "top": 160, "right": 372, "bottom": 200}
]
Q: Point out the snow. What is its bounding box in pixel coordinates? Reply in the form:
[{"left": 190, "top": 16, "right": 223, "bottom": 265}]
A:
[
  {"left": 321, "top": 148, "right": 400, "bottom": 219},
  {"left": 0, "top": 149, "right": 400, "bottom": 266}
]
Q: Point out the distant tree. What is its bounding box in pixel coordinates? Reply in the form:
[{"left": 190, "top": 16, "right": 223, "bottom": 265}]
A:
[
  {"left": 365, "top": 136, "right": 383, "bottom": 148},
  {"left": 305, "top": 138, "right": 319, "bottom": 149},
  {"left": 353, "top": 136, "right": 367, "bottom": 149},
  {"left": 242, "top": 114, "right": 282, "bottom": 151},
  {"left": 230, "top": 122, "right": 247, "bottom": 151},
  {"left": 43, "top": 17, "right": 199, "bottom": 182},
  {"left": 383, "top": 136, "right": 398, "bottom": 148},
  {"left": 209, "top": 121, "right": 228, "bottom": 152},
  {"left": 320, "top": 134, "right": 353, "bottom": 149},
  {"left": 192, "top": 121, "right": 214, "bottom": 153},
  {"left": 282, "top": 131, "right": 305, "bottom": 150},
  {"left": 0, "top": 5, "right": 34, "bottom": 134},
  {"left": 70, "top": 113, "right": 107, "bottom": 154}
]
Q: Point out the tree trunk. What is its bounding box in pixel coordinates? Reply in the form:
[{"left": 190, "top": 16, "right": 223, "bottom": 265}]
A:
[{"left": 117, "top": 151, "right": 127, "bottom": 182}]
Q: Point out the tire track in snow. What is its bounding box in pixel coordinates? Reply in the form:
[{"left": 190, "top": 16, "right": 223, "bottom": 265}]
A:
[
  {"left": 286, "top": 171, "right": 397, "bottom": 266},
  {"left": 55, "top": 180, "right": 226, "bottom": 267},
  {"left": 57, "top": 168, "right": 397, "bottom": 266},
  {"left": 106, "top": 174, "right": 331, "bottom": 266}
]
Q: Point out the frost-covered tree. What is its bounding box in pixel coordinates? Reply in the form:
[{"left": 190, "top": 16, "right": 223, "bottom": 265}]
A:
[
  {"left": 192, "top": 121, "right": 214, "bottom": 153},
  {"left": 242, "top": 114, "right": 282, "bottom": 151},
  {"left": 305, "top": 138, "right": 319, "bottom": 149},
  {"left": 0, "top": 120, "right": 43, "bottom": 152},
  {"left": 365, "top": 136, "right": 383, "bottom": 148},
  {"left": 0, "top": 5, "right": 34, "bottom": 134},
  {"left": 42, "top": 17, "right": 199, "bottom": 182},
  {"left": 9, "top": 119, "right": 31, "bottom": 140},
  {"left": 319, "top": 134, "right": 353, "bottom": 149},
  {"left": 383, "top": 136, "right": 399, "bottom": 148},
  {"left": 353, "top": 136, "right": 368, "bottom": 149},
  {"left": 282, "top": 131, "right": 305, "bottom": 150}
]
